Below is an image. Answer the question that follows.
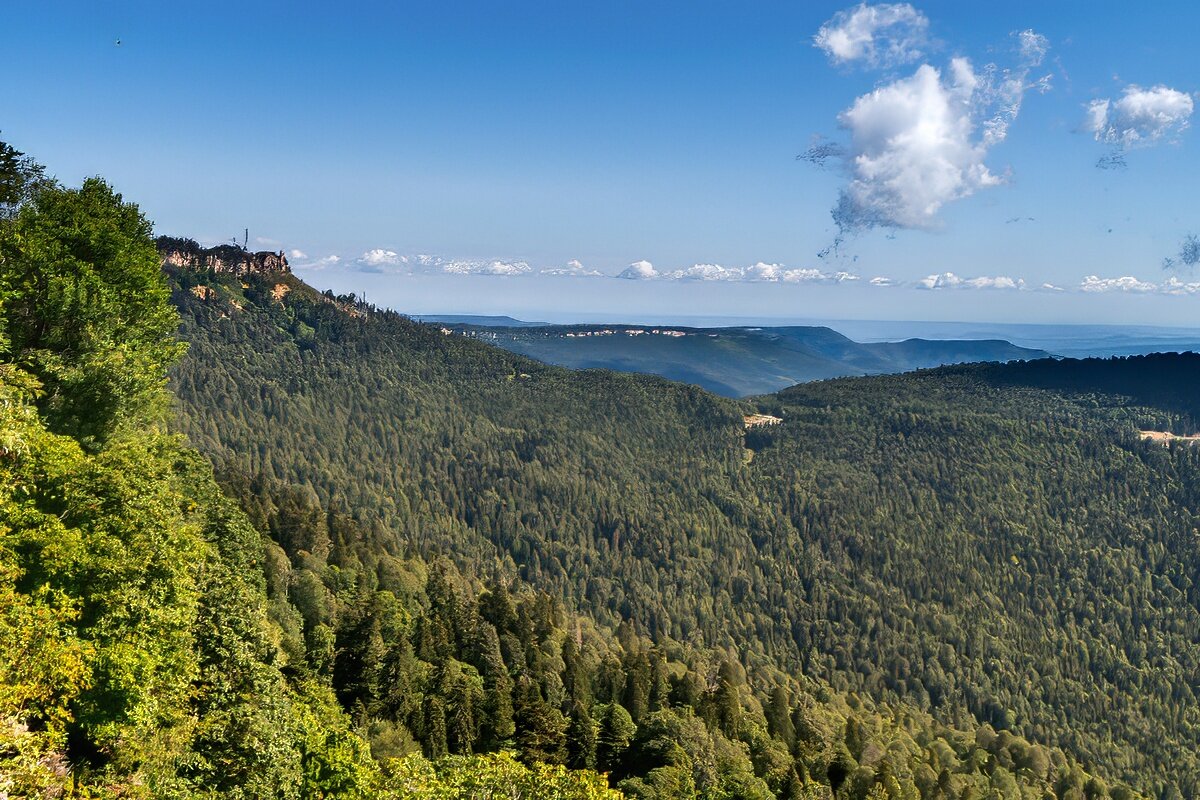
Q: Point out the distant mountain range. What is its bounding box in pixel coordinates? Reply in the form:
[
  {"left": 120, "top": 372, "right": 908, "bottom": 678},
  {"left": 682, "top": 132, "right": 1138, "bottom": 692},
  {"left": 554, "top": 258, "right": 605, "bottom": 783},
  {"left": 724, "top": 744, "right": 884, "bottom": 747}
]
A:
[
  {"left": 413, "top": 313, "right": 550, "bottom": 327},
  {"left": 434, "top": 321, "right": 1050, "bottom": 396}
]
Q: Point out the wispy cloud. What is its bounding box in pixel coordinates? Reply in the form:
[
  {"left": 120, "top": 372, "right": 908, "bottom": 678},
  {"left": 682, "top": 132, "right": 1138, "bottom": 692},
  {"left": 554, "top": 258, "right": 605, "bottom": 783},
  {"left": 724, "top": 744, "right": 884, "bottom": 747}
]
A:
[
  {"left": 1162, "top": 234, "right": 1200, "bottom": 271},
  {"left": 814, "top": 3, "right": 930, "bottom": 69},
  {"left": 540, "top": 259, "right": 604, "bottom": 277},
  {"left": 292, "top": 254, "right": 341, "bottom": 271},
  {"left": 1087, "top": 85, "right": 1194, "bottom": 167}
]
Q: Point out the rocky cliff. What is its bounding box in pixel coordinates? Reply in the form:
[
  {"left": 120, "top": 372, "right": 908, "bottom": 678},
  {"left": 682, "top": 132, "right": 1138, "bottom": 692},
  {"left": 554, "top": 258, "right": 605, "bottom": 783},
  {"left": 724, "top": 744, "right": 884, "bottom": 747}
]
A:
[{"left": 157, "top": 236, "right": 290, "bottom": 275}]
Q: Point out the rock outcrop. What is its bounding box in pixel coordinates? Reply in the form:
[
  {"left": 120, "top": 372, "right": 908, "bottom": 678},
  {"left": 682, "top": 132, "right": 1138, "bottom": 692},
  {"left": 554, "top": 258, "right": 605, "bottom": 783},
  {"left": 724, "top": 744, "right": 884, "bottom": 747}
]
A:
[{"left": 157, "top": 236, "right": 290, "bottom": 275}]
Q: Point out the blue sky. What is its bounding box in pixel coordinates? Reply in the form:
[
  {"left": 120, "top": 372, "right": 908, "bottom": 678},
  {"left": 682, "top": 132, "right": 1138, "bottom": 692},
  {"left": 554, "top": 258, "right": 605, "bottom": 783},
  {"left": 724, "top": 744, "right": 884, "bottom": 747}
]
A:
[{"left": 5, "top": 1, "right": 1200, "bottom": 324}]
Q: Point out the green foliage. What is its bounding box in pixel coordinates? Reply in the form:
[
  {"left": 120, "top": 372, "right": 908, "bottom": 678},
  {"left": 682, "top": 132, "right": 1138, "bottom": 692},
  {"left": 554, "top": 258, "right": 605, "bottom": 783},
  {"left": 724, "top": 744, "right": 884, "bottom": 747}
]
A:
[
  {"left": 190, "top": 454, "right": 1127, "bottom": 800},
  {"left": 0, "top": 145, "right": 388, "bottom": 797},
  {"left": 0, "top": 136, "right": 48, "bottom": 216},
  {"left": 0, "top": 177, "right": 184, "bottom": 446},
  {"left": 389, "top": 750, "right": 622, "bottom": 798}
]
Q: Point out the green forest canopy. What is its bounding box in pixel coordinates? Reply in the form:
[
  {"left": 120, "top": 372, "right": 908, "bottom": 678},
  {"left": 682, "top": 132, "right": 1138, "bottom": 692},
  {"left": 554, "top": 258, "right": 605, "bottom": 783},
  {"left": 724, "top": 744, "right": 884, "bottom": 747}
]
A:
[{"left": 2, "top": 136, "right": 1196, "bottom": 799}]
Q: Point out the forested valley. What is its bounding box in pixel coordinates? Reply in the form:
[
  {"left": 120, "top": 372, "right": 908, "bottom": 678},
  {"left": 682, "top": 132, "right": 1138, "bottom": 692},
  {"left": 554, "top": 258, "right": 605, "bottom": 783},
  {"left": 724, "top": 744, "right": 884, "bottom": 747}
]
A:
[
  {"left": 169, "top": 243, "right": 1200, "bottom": 796},
  {"left": 4, "top": 139, "right": 1199, "bottom": 799}
]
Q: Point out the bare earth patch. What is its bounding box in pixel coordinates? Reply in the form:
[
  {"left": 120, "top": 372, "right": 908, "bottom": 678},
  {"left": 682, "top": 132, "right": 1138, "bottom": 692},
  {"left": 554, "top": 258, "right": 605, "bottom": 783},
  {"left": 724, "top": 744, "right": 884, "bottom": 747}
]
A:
[{"left": 1140, "top": 430, "right": 1200, "bottom": 446}]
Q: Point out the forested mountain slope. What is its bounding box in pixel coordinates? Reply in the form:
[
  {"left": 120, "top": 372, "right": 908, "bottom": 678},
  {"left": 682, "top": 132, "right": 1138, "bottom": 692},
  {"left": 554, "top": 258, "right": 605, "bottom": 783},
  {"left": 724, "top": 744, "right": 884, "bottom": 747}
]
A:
[
  {"left": 0, "top": 144, "right": 634, "bottom": 798},
  {"left": 445, "top": 322, "right": 1048, "bottom": 397},
  {"left": 167, "top": 261, "right": 1200, "bottom": 798},
  {"left": 0, "top": 163, "right": 385, "bottom": 797}
]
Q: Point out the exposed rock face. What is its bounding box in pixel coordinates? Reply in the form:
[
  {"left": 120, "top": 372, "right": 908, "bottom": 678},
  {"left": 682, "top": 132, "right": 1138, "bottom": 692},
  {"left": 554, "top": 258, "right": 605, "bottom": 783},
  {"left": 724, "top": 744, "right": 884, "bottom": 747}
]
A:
[{"left": 157, "top": 236, "right": 290, "bottom": 275}]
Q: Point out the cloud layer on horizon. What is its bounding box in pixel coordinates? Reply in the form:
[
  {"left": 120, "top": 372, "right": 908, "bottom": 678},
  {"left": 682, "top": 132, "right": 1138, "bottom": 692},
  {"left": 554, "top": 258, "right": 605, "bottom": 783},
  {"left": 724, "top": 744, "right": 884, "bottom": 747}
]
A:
[
  {"left": 287, "top": 248, "right": 1200, "bottom": 299},
  {"left": 617, "top": 261, "right": 861, "bottom": 283}
]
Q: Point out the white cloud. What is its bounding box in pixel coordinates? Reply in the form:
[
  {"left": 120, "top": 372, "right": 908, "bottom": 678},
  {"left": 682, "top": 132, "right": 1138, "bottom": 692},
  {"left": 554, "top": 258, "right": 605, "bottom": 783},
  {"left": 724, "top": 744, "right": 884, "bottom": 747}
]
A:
[
  {"left": 293, "top": 254, "right": 340, "bottom": 272},
  {"left": 1075, "top": 274, "right": 1200, "bottom": 294},
  {"left": 779, "top": 268, "right": 861, "bottom": 283},
  {"left": 1160, "top": 277, "right": 1200, "bottom": 295},
  {"left": 835, "top": 61, "right": 1001, "bottom": 231},
  {"left": 780, "top": 268, "right": 827, "bottom": 283},
  {"left": 360, "top": 249, "right": 407, "bottom": 269},
  {"left": 814, "top": 3, "right": 929, "bottom": 68},
  {"left": 661, "top": 263, "right": 745, "bottom": 281},
  {"left": 289, "top": 249, "right": 307, "bottom": 260},
  {"left": 439, "top": 259, "right": 532, "bottom": 276},
  {"left": 819, "top": 30, "right": 1049, "bottom": 235},
  {"left": 540, "top": 259, "right": 604, "bottom": 277},
  {"left": 869, "top": 276, "right": 895, "bottom": 286},
  {"left": 1086, "top": 85, "right": 1194, "bottom": 150},
  {"left": 376, "top": 253, "right": 534, "bottom": 276},
  {"left": 1079, "top": 275, "right": 1158, "bottom": 293},
  {"left": 618, "top": 260, "right": 659, "bottom": 280},
  {"left": 744, "top": 262, "right": 785, "bottom": 281},
  {"left": 617, "top": 262, "right": 865, "bottom": 283},
  {"left": 917, "top": 272, "right": 1024, "bottom": 290}
]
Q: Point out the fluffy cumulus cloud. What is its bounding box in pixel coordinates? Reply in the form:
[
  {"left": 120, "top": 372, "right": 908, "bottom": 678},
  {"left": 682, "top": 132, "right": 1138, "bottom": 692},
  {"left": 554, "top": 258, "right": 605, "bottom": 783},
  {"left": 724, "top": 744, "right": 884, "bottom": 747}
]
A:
[
  {"left": 745, "top": 262, "right": 784, "bottom": 281},
  {"left": 834, "top": 60, "right": 999, "bottom": 232},
  {"left": 1086, "top": 85, "right": 1194, "bottom": 158},
  {"left": 618, "top": 260, "right": 659, "bottom": 280},
  {"left": 827, "top": 32, "right": 1048, "bottom": 236},
  {"left": 289, "top": 249, "right": 307, "bottom": 260},
  {"left": 359, "top": 249, "right": 407, "bottom": 270},
  {"left": 814, "top": 3, "right": 929, "bottom": 68},
  {"left": 917, "top": 272, "right": 1025, "bottom": 290}
]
